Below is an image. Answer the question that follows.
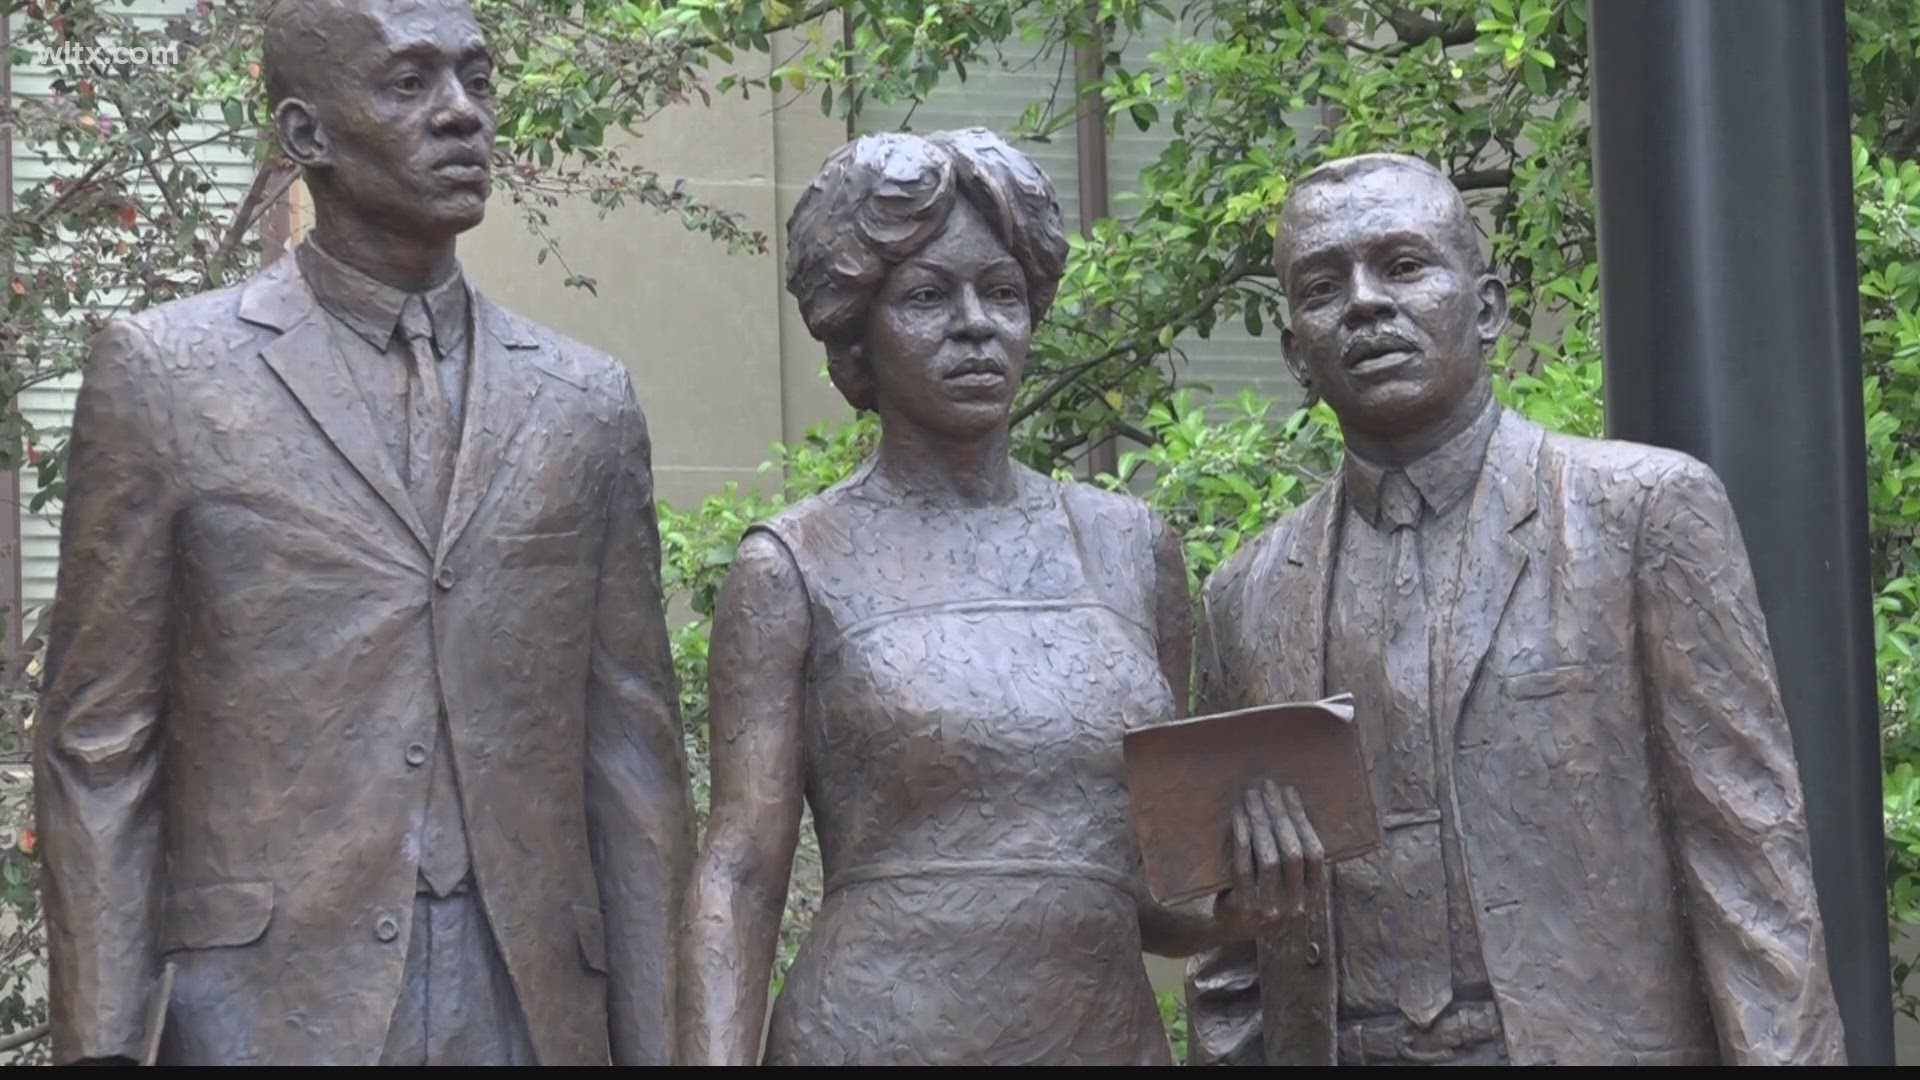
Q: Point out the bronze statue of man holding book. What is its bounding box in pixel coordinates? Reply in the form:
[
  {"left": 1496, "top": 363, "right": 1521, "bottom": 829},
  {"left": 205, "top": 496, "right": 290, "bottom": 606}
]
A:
[{"left": 1183, "top": 152, "right": 1845, "bottom": 1066}]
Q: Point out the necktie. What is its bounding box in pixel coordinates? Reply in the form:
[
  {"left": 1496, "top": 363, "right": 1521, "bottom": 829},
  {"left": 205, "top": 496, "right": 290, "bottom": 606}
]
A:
[
  {"left": 1379, "top": 471, "right": 1452, "bottom": 1029},
  {"left": 397, "top": 296, "right": 455, "bottom": 536},
  {"left": 398, "top": 297, "right": 470, "bottom": 898}
]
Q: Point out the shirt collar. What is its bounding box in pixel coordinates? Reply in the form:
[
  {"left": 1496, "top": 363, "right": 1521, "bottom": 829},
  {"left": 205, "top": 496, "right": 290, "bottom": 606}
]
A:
[
  {"left": 296, "top": 239, "right": 470, "bottom": 357},
  {"left": 1344, "top": 393, "right": 1501, "bottom": 529}
]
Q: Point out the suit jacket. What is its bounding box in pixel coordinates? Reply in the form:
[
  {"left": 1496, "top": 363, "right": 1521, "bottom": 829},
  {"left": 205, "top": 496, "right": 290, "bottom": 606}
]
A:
[
  {"left": 1185, "top": 406, "right": 1844, "bottom": 1066},
  {"left": 33, "top": 252, "right": 695, "bottom": 1065}
]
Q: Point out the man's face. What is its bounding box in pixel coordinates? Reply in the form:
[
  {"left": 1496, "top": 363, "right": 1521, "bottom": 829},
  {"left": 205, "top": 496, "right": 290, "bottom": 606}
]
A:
[
  {"left": 296, "top": 0, "right": 496, "bottom": 239},
  {"left": 1276, "top": 167, "right": 1504, "bottom": 440}
]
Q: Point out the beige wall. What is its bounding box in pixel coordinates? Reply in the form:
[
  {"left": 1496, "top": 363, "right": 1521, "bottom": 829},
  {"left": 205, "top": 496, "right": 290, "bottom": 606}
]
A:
[{"left": 459, "top": 30, "right": 852, "bottom": 513}]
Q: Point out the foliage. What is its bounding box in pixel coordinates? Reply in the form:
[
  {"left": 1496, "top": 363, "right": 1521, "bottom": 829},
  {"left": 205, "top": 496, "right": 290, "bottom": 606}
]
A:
[
  {"left": 5, "top": 0, "right": 263, "bottom": 518},
  {"left": 1859, "top": 140, "right": 1920, "bottom": 1021},
  {"left": 0, "top": 691, "right": 44, "bottom": 1066},
  {"left": 1098, "top": 389, "right": 1334, "bottom": 593},
  {"left": 1157, "top": 987, "right": 1188, "bottom": 1064}
]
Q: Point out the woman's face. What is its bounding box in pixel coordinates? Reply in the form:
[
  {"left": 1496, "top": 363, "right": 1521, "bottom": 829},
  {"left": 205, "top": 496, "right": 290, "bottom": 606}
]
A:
[{"left": 864, "top": 199, "right": 1032, "bottom": 439}]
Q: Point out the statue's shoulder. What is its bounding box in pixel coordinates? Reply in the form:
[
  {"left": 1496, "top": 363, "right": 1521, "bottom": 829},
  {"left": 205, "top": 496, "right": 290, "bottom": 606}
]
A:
[
  {"left": 475, "top": 294, "right": 628, "bottom": 393},
  {"left": 120, "top": 281, "right": 248, "bottom": 339},
  {"left": 751, "top": 457, "right": 881, "bottom": 551},
  {"left": 1534, "top": 422, "right": 1726, "bottom": 515},
  {"left": 111, "top": 272, "right": 253, "bottom": 353},
  {"left": 1050, "top": 471, "right": 1163, "bottom": 537},
  {"left": 1204, "top": 484, "right": 1327, "bottom": 611},
  {"left": 94, "top": 266, "right": 269, "bottom": 377}
]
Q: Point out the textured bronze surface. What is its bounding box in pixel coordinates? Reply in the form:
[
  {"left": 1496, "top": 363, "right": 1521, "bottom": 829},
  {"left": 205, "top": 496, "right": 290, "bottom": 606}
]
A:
[
  {"left": 1184, "top": 152, "right": 1845, "bottom": 1067},
  {"left": 1123, "top": 695, "right": 1380, "bottom": 905},
  {"left": 32, "top": 0, "right": 692, "bottom": 1065},
  {"left": 677, "top": 129, "right": 1321, "bottom": 1067}
]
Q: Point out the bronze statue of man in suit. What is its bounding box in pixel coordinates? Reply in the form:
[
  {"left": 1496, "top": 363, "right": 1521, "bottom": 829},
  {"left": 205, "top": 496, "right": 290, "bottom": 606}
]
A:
[
  {"left": 1185, "top": 153, "right": 1845, "bottom": 1066},
  {"left": 32, "top": 0, "right": 693, "bottom": 1065}
]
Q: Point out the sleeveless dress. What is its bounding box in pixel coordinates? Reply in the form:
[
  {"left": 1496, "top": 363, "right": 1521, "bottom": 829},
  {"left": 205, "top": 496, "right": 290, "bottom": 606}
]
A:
[{"left": 750, "top": 461, "right": 1177, "bottom": 1066}]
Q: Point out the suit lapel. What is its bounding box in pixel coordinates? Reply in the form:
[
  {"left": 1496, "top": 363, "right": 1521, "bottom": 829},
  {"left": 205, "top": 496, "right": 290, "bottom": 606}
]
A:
[
  {"left": 1437, "top": 409, "right": 1544, "bottom": 741},
  {"left": 436, "top": 295, "right": 544, "bottom": 562},
  {"left": 246, "top": 256, "right": 434, "bottom": 555},
  {"left": 1273, "top": 479, "right": 1344, "bottom": 704}
]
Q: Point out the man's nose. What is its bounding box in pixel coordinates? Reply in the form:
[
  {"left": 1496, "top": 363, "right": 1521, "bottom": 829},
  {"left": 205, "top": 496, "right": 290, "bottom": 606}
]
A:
[
  {"left": 1342, "top": 267, "right": 1396, "bottom": 327},
  {"left": 429, "top": 76, "right": 487, "bottom": 136}
]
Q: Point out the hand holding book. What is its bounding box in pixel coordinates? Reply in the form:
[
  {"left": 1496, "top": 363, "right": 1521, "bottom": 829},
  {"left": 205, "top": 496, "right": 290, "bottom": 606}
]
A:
[
  {"left": 1212, "top": 779, "right": 1327, "bottom": 937},
  {"left": 1123, "top": 694, "right": 1383, "bottom": 910}
]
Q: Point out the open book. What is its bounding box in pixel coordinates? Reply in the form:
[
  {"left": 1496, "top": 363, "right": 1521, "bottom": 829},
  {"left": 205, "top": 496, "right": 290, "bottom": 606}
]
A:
[{"left": 1121, "top": 694, "right": 1383, "bottom": 906}]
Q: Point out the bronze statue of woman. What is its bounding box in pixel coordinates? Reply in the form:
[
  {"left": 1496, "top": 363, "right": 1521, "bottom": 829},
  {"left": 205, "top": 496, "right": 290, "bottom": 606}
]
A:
[{"left": 676, "top": 129, "right": 1320, "bottom": 1066}]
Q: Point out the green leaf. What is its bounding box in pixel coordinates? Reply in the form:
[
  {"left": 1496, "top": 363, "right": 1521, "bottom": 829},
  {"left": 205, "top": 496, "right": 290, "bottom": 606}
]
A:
[{"left": 1523, "top": 57, "right": 1548, "bottom": 95}]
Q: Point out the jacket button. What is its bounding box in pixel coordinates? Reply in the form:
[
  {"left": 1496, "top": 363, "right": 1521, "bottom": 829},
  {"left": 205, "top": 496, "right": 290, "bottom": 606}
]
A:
[
  {"left": 404, "top": 742, "right": 428, "bottom": 768},
  {"left": 375, "top": 914, "right": 400, "bottom": 943},
  {"left": 435, "top": 566, "right": 456, "bottom": 591},
  {"left": 1305, "top": 941, "right": 1322, "bottom": 966}
]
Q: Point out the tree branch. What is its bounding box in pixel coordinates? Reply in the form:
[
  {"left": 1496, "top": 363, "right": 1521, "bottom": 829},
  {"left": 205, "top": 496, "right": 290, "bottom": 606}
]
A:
[
  {"left": 202, "top": 157, "right": 295, "bottom": 290},
  {"left": 1893, "top": 82, "right": 1920, "bottom": 160},
  {"left": 1011, "top": 338, "right": 1130, "bottom": 428},
  {"left": 3, "top": 127, "right": 239, "bottom": 248},
  {"left": 665, "top": 0, "right": 842, "bottom": 54},
  {"left": 1375, "top": 4, "right": 1476, "bottom": 51},
  {"left": 23, "top": 155, "right": 117, "bottom": 228},
  {"left": 1453, "top": 168, "right": 1513, "bottom": 191},
  {"left": 1110, "top": 419, "right": 1155, "bottom": 446},
  {"left": 138, "top": 152, "right": 187, "bottom": 225},
  {"left": 1011, "top": 255, "right": 1264, "bottom": 428},
  {"left": 0, "top": 1022, "right": 47, "bottom": 1053}
]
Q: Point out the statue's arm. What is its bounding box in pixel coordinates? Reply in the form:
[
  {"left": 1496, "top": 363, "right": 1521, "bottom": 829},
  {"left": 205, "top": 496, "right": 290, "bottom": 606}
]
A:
[
  {"left": 1149, "top": 511, "right": 1196, "bottom": 726},
  {"left": 587, "top": 379, "right": 696, "bottom": 1066},
  {"left": 674, "top": 528, "right": 809, "bottom": 1066},
  {"left": 1136, "top": 514, "right": 1236, "bottom": 958},
  {"left": 1176, "top": 565, "right": 1271, "bottom": 1066},
  {"left": 1634, "top": 456, "right": 1846, "bottom": 1064},
  {"left": 33, "top": 319, "right": 178, "bottom": 1065}
]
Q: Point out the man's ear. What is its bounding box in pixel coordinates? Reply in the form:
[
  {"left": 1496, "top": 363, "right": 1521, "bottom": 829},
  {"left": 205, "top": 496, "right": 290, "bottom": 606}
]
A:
[
  {"left": 1475, "top": 273, "right": 1510, "bottom": 348},
  {"left": 1281, "top": 324, "right": 1311, "bottom": 394},
  {"left": 274, "top": 98, "right": 329, "bottom": 170}
]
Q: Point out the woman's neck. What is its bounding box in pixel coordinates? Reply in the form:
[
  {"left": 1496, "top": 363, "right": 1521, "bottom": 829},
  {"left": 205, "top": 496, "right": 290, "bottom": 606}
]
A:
[{"left": 872, "top": 419, "right": 1019, "bottom": 508}]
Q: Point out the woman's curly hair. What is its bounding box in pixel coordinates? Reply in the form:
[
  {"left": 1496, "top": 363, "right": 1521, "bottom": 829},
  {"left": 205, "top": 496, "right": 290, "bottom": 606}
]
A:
[{"left": 784, "top": 128, "right": 1069, "bottom": 410}]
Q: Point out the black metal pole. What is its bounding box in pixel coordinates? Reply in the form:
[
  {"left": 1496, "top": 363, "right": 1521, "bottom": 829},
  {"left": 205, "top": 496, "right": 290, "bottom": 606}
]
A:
[{"left": 1589, "top": 0, "right": 1892, "bottom": 1064}]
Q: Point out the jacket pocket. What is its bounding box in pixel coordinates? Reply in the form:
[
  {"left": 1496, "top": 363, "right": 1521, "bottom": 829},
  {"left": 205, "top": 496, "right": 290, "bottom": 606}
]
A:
[
  {"left": 575, "top": 904, "right": 609, "bottom": 975},
  {"left": 496, "top": 528, "right": 582, "bottom": 569},
  {"left": 159, "top": 881, "right": 274, "bottom": 953},
  {"left": 1501, "top": 662, "right": 1603, "bottom": 701}
]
